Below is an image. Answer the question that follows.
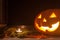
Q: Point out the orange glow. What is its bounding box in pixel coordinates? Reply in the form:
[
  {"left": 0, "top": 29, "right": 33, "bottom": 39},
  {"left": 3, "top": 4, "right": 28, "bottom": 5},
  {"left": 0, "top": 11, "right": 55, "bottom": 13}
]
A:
[
  {"left": 43, "top": 18, "right": 47, "bottom": 22},
  {"left": 38, "top": 14, "right": 41, "bottom": 19},
  {"left": 34, "top": 9, "right": 60, "bottom": 35},
  {"left": 50, "top": 12, "right": 56, "bottom": 18},
  {"left": 35, "top": 21, "right": 59, "bottom": 32},
  {"left": 38, "top": 22, "right": 59, "bottom": 32}
]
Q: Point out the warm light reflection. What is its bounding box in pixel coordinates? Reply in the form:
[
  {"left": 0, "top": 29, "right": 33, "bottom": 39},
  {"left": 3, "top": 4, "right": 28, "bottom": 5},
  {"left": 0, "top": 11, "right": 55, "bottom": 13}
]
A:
[
  {"left": 35, "top": 22, "right": 59, "bottom": 32},
  {"left": 16, "top": 28, "right": 22, "bottom": 32},
  {"left": 50, "top": 12, "right": 56, "bottom": 18},
  {"left": 38, "top": 14, "right": 41, "bottom": 19},
  {"left": 43, "top": 18, "right": 47, "bottom": 22}
]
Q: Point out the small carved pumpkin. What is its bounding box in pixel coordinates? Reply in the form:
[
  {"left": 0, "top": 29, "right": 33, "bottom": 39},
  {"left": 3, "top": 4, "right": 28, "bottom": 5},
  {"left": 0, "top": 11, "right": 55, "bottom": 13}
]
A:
[{"left": 34, "top": 9, "right": 60, "bottom": 35}]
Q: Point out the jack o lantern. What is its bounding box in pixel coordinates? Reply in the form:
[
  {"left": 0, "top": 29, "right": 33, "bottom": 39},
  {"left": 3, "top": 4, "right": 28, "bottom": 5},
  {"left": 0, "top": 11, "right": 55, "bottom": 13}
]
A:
[{"left": 34, "top": 9, "right": 60, "bottom": 35}]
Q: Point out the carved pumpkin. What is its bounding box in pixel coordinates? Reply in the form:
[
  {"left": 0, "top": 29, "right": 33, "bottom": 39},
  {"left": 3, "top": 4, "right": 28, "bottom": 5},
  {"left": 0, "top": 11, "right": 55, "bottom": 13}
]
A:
[{"left": 34, "top": 9, "right": 60, "bottom": 35}]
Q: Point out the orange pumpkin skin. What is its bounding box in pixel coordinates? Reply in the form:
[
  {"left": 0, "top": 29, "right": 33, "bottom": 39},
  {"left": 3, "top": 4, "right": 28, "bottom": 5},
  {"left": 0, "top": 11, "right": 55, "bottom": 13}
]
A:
[{"left": 34, "top": 9, "right": 60, "bottom": 36}]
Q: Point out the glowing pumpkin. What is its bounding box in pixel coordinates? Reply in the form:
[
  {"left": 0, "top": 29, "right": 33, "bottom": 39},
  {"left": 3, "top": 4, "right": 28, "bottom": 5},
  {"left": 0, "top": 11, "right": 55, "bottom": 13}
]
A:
[{"left": 34, "top": 9, "right": 60, "bottom": 35}]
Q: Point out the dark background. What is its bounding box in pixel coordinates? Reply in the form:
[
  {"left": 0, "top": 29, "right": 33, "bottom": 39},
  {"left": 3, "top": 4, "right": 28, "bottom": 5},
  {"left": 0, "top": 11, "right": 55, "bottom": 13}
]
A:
[{"left": 8, "top": 0, "right": 60, "bottom": 26}]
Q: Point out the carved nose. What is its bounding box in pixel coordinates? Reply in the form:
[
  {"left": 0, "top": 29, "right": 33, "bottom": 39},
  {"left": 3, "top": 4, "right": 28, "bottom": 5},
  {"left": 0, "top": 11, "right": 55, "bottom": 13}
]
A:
[
  {"left": 42, "top": 18, "right": 52, "bottom": 28},
  {"left": 43, "top": 18, "right": 47, "bottom": 22},
  {"left": 42, "top": 18, "right": 47, "bottom": 26}
]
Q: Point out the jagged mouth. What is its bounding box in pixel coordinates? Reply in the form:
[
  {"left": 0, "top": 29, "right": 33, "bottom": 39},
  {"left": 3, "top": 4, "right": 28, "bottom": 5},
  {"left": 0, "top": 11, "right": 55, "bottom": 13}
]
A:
[{"left": 35, "top": 21, "right": 59, "bottom": 32}]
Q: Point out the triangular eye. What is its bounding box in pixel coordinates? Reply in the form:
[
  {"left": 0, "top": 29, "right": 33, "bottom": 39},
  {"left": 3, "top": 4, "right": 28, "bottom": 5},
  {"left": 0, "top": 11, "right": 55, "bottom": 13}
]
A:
[
  {"left": 50, "top": 12, "right": 56, "bottom": 18},
  {"left": 38, "top": 14, "right": 41, "bottom": 19}
]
